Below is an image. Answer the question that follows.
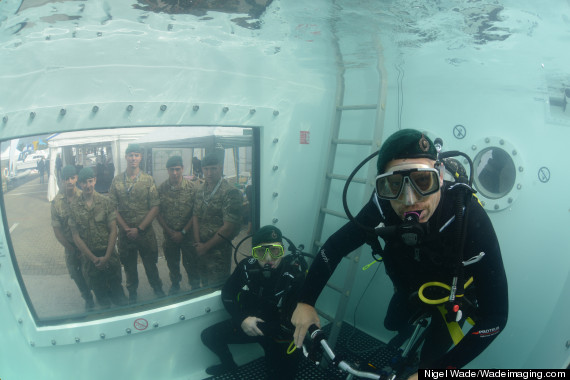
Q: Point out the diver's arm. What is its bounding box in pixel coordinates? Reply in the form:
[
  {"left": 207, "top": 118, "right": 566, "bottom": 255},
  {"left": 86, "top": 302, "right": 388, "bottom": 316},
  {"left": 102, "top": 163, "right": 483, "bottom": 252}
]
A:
[
  {"left": 293, "top": 197, "right": 381, "bottom": 346},
  {"left": 221, "top": 261, "right": 250, "bottom": 324},
  {"left": 430, "top": 200, "right": 508, "bottom": 368}
]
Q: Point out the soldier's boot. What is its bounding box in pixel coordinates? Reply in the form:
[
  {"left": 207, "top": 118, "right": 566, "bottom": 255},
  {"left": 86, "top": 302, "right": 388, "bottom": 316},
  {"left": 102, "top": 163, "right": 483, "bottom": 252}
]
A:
[
  {"left": 169, "top": 282, "right": 180, "bottom": 295},
  {"left": 128, "top": 289, "right": 137, "bottom": 304},
  {"left": 83, "top": 292, "right": 95, "bottom": 311},
  {"left": 153, "top": 286, "right": 165, "bottom": 298}
]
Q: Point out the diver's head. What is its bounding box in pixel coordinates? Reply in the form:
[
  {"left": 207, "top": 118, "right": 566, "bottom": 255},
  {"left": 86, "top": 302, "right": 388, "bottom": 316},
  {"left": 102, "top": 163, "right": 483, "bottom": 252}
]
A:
[
  {"left": 251, "top": 225, "right": 285, "bottom": 275},
  {"left": 375, "top": 129, "right": 442, "bottom": 223},
  {"left": 201, "top": 152, "right": 223, "bottom": 185}
]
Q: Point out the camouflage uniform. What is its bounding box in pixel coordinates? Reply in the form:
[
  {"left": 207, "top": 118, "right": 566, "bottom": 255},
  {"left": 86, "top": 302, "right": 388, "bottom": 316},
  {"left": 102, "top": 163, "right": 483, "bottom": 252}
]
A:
[
  {"left": 158, "top": 178, "right": 198, "bottom": 288},
  {"left": 109, "top": 171, "right": 163, "bottom": 295},
  {"left": 194, "top": 179, "right": 242, "bottom": 286},
  {"left": 68, "top": 191, "right": 126, "bottom": 307},
  {"left": 50, "top": 187, "right": 93, "bottom": 303}
]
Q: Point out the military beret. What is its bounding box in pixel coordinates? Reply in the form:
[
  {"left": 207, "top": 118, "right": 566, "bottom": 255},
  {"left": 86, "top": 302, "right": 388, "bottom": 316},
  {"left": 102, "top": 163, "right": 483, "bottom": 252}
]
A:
[
  {"left": 61, "top": 165, "right": 77, "bottom": 180},
  {"left": 202, "top": 153, "right": 221, "bottom": 167},
  {"left": 376, "top": 129, "right": 438, "bottom": 174},
  {"left": 166, "top": 155, "right": 183, "bottom": 168},
  {"left": 78, "top": 167, "right": 95, "bottom": 183},
  {"left": 252, "top": 225, "right": 283, "bottom": 247},
  {"left": 125, "top": 144, "right": 142, "bottom": 154}
]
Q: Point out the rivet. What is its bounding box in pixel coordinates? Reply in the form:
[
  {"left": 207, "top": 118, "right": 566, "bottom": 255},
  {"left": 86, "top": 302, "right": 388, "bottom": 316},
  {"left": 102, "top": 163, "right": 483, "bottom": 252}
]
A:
[
  {"left": 471, "top": 145, "right": 477, "bottom": 151},
  {"left": 92, "top": 106, "right": 99, "bottom": 113},
  {"left": 45, "top": 36, "right": 51, "bottom": 40},
  {"left": 59, "top": 108, "right": 66, "bottom": 116},
  {"left": 518, "top": 166, "right": 524, "bottom": 172},
  {"left": 153, "top": 322, "right": 159, "bottom": 328},
  {"left": 272, "top": 165, "right": 278, "bottom": 171},
  {"left": 2, "top": 116, "right": 7, "bottom": 123},
  {"left": 18, "top": 318, "right": 23, "bottom": 324},
  {"left": 222, "top": 107, "right": 229, "bottom": 113},
  {"left": 30, "top": 341, "right": 35, "bottom": 347},
  {"left": 250, "top": 109, "right": 256, "bottom": 114},
  {"left": 273, "top": 110, "right": 279, "bottom": 116},
  {"left": 126, "top": 328, "right": 132, "bottom": 334},
  {"left": 29, "top": 112, "right": 36, "bottom": 120},
  {"left": 499, "top": 139, "right": 504, "bottom": 145},
  {"left": 179, "top": 315, "right": 185, "bottom": 320},
  {"left": 6, "top": 291, "right": 11, "bottom": 298},
  {"left": 126, "top": 105, "right": 133, "bottom": 112},
  {"left": 100, "top": 333, "right": 106, "bottom": 339},
  {"left": 205, "top": 307, "right": 211, "bottom": 313},
  {"left": 272, "top": 218, "right": 278, "bottom": 223},
  {"left": 273, "top": 192, "right": 278, "bottom": 197},
  {"left": 167, "top": 24, "right": 173, "bottom": 31},
  {"left": 193, "top": 105, "right": 199, "bottom": 112},
  {"left": 75, "top": 337, "right": 80, "bottom": 343},
  {"left": 517, "top": 184, "right": 522, "bottom": 190},
  {"left": 566, "top": 340, "right": 570, "bottom": 349},
  {"left": 508, "top": 198, "right": 513, "bottom": 204},
  {"left": 97, "top": 32, "right": 102, "bottom": 37},
  {"left": 485, "top": 138, "right": 490, "bottom": 143},
  {"left": 160, "top": 105, "right": 167, "bottom": 112},
  {"left": 51, "top": 339, "right": 56, "bottom": 345},
  {"left": 494, "top": 204, "right": 499, "bottom": 210},
  {"left": 273, "top": 138, "right": 279, "bottom": 143},
  {"left": 512, "top": 150, "right": 517, "bottom": 156}
]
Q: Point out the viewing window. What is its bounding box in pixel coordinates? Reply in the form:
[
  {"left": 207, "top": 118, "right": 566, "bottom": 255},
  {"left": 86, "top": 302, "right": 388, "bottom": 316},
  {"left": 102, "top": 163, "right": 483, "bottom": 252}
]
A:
[
  {"left": 473, "top": 147, "right": 516, "bottom": 200},
  {"left": 0, "top": 126, "right": 259, "bottom": 325}
]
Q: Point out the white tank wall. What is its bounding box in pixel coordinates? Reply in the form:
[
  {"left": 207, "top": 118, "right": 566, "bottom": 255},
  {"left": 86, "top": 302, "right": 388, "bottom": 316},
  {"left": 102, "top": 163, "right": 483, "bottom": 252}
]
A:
[{"left": 0, "top": 0, "right": 569, "bottom": 377}]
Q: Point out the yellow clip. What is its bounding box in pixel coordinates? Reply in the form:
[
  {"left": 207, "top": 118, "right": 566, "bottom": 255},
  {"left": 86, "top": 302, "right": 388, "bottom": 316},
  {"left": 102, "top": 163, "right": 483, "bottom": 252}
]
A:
[{"left": 362, "top": 259, "right": 381, "bottom": 271}]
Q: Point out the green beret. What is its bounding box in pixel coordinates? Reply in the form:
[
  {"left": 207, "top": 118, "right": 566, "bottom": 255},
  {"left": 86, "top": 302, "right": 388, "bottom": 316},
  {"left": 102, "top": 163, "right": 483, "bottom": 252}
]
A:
[
  {"left": 61, "top": 165, "right": 77, "bottom": 180},
  {"left": 78, "top": 167, "right": 95, "bottom": 183},
  {"left": 166, "top": 155, "right": 183, "bottom": 168},
  {"left": 202, "top": 153, "right": 221, "bottom": 167},
  {"left": 252, "top": 225, "right": 283, "bottom": 247},
  {"left": 125, "top": 144, "right": 142, "bottom": 154},
  {"left": 376, "top": 129, "right": 437, "bottom": 174}
]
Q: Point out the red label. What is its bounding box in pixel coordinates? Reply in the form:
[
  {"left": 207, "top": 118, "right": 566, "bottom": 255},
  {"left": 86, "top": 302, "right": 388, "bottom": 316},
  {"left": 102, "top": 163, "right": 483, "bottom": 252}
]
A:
[
  {"left": 300, "top": 131, "right": 310, "bottom": 144},
  {"left": 134, "top": 318, "right": 148, "bottom": 331}
]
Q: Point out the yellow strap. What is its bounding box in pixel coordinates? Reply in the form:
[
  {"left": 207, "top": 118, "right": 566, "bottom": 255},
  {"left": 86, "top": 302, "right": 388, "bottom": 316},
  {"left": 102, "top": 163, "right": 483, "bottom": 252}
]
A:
[
  {"left": 437, "top": 305, "right": 465, "bottom": 346},
  {"left": 418, "top": 277, "right": 474, "bottom": 305},
  {"left": 287, "top": 341, "right": 297, "bottom": 354}
]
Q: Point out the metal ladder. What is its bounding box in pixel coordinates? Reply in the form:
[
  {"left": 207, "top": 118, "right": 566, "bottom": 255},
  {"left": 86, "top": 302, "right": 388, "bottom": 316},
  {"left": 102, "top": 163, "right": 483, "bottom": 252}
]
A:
[{"left": 310, "top": 33, "right": 388, "bottom": 348}]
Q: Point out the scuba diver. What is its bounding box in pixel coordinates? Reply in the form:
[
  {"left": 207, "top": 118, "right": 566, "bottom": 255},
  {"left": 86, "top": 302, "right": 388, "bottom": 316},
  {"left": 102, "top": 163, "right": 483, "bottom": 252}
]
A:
[
  {"left": 201, "top": 225, "right": 307, "bottom": 379},
  {"left": 291, "top": 129, "right": 508, "bottom": 373}
]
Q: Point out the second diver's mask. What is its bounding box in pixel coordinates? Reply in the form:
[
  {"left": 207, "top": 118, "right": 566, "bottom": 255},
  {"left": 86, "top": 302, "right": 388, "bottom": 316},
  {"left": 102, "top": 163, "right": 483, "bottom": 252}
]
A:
[{"left": 252, "top": 243, "right": 284, "bottom": 278}]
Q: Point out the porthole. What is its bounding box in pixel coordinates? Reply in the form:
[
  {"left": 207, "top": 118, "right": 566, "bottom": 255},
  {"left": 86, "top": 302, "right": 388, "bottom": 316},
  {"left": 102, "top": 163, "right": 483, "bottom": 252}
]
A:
[
  {"left": 469, "top": 137, "right": 523, "bottom": 212},
  {"left": 473, "top": 147, "right": 516, "bottom": 199}
]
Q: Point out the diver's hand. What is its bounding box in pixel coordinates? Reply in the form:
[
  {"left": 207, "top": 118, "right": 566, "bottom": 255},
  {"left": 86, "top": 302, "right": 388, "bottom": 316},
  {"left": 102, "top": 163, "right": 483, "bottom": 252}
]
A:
[
  {"left": 291, "top": 303, "right": 320, "bottom": 348},
  {"left": 407, "top": 373, "right": 418, "bottom": 380},
  {"left": 241, "top": 317, "right": 265, "bottom": 336}
]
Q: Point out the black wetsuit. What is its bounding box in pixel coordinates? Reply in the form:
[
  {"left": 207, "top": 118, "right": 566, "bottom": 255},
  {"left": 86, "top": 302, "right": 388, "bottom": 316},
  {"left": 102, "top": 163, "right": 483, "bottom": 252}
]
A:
[
  {"left": 201, "top": 255, "right": 306, "bottom": 379},
  {"left": 299, "top": 184, "right": 508, "bottom": 369}
]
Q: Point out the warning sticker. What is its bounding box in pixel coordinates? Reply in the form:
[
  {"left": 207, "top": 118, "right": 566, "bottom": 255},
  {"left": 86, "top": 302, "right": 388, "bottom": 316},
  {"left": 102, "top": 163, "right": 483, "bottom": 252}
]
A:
[
  {"left": 300, "top": 131, "right": 310, "bottom": 144},
  {"left": 134, "top": 318, "right": 149, "bottom": 331}
]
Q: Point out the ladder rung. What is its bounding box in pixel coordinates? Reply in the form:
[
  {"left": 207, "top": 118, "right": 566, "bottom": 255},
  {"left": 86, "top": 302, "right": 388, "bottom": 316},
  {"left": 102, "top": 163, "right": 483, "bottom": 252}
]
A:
[
  {"left": 315, "top": 308, "right": 334, "bottom": 322},
  {"left": 327, "top": 173, "right": 367, "bottom": 184},
  {"left": 320, "top": 208, "right": 348, "bottom": 219},
  {"left": 332, "top": 138, "right": 373, "bottom": 146},
  {"left": 337, "top": 104, "right": 377, "bottom": 111},
  {"left": 325, "top": 282, "right": 343, "bottom": 293}
]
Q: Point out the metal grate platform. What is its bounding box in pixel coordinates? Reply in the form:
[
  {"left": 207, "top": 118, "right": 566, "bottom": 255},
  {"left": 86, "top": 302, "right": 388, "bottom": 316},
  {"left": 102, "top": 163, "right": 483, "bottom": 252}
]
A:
[{"left": 204, "top": 322, "right": 418, "bottom": 380}]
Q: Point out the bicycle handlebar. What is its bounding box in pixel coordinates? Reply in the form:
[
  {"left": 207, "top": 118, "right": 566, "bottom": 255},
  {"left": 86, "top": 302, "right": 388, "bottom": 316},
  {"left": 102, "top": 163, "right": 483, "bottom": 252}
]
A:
[{"left": 305, "top": 325, "right": 395, "bottom": 380}]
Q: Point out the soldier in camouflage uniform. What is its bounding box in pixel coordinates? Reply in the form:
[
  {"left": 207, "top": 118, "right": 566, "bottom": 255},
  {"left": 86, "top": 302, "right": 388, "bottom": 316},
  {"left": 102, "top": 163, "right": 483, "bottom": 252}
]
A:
[
  {"left": 69, "top": 168, "right": 127, "bottom": 308},
  {"left": 157, "top": 156, "right": 198, "bottom": 294},
  {"left": 109, "top": 144, "right": 164, "bottom": 302},
  {"left": 51, "top": 165, "right": 95, "bottom": 310},
  {"left": 192, "top": 153, "right": 242, "bottom": 286}
]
